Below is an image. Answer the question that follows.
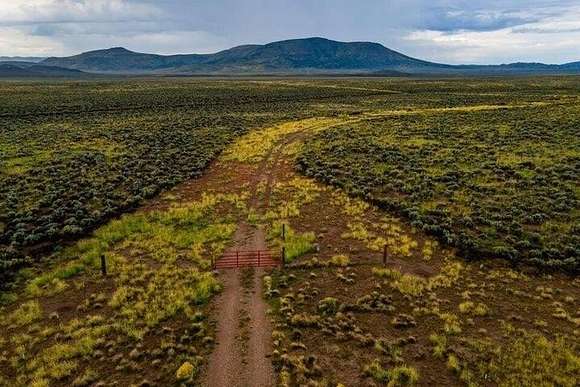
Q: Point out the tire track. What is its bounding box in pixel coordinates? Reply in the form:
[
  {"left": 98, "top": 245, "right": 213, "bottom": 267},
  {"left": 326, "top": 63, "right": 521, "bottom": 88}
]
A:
[{"left": 204, "top": 124, "right": 303, "bottom": 386}]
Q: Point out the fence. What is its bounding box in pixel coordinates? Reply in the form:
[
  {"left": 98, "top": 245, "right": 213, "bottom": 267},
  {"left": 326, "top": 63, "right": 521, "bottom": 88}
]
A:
[{"left": 213, "top": 250, "right": 280, "bottom": 269}]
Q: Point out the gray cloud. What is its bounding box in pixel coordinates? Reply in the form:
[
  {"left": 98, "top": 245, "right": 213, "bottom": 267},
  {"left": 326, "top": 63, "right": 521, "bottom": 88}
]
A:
[
  {"left": 0, "top": 0, "right": 578, "bottom": 64},
  {"left": 423, "top": 9, "right": 539, "bottom": 32}
]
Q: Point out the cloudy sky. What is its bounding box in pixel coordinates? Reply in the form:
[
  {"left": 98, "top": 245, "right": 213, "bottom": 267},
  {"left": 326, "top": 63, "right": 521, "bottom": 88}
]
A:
[{"left": 1, "top": 0, "right": 579, "bottom": 64}]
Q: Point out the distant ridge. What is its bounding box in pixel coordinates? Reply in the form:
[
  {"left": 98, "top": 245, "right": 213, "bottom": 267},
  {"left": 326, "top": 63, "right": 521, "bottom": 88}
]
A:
[
  {"left": 36, "top": 37, "right": 580, "bottom": 75},
  {"left": 0, "top": 56, "right": 45, "bottom": 63},
  {"left": 0, "top": 63, "right": 87, "bottom": 78}
]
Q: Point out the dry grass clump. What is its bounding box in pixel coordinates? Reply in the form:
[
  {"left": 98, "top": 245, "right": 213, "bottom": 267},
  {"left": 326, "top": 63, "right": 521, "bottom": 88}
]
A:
[
  {"left": 364, "top": 359, "right": 419, "bottom": 386},
  {"left": 263, "top": 275, "right": 281, "bottom": 298},
  {"left": 342, "top": 222, "right": 372, "bottom": 241},
  {"left": 331, "top": 192, "right": 370, "bottom": 217},
  {"left": 439, "top": 313, "right": 462, "bottom": 335},
  {"left": 429, "top": 333, "right": 447, "bottom": 358},
  {"left": 330, "top": 254, "right": 350, "bottom": 267},
  {"left": 2, "top": 300, "right": 42, "bottom": 328},
  {"left": 446, "top": 354, "right": 476, "bottom": 386},
  {"left": 373, "top": 268, "right": 426, "bottom": 296},
  {"left": 276, "top": 353, "right": 324, "bottom": 386},
  {"left": 458, "top": 301, "right": 489, "bottom": 317},
  {"left": 373, "top": 260, "right": 462, "bottom": 297}
]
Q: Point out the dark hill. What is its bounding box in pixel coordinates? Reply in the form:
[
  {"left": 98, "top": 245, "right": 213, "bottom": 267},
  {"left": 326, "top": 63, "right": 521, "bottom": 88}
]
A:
[
  {"left": 562, "top": 61, "right": 580, "bottom": 70},
  {"left": 39, "top": 37, "right": 580, "bottom": 75},
  {"left": 41, "top": 37, "right": 445, "bottom": 74},
  {"left": 0, "top": 64, "right": 87, "bottom": 78},
  {"left": 202, "top": 37, "right": 436, "bottom": 70},
  {"left": 0, "top": 56, "right": 45, "bottom": 63},
  {"left": 43, "top": 47, "right": 204, "bottom": 73}
]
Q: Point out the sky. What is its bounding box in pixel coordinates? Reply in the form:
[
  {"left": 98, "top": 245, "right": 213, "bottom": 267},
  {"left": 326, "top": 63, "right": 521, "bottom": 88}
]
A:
[{"left": 0, "top": 0, "right": 579, "bottom": 64}]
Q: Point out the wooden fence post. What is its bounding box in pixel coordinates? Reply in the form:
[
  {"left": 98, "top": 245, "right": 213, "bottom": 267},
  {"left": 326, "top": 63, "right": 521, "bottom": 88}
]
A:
[{"left": 101, "top": 255, "right": 107, "bottom": 276}]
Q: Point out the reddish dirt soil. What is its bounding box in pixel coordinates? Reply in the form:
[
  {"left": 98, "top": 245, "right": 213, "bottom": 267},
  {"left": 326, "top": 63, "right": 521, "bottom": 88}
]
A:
[
  {"left": 202, "top": 134, "right": 290, "bottom": 386},
  {"left": 204, "top": 268, "right": 244, "bottom": 387}
]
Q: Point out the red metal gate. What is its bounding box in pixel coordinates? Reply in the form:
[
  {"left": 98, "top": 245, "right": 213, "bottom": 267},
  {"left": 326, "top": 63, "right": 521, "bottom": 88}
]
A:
[{"left": 214, "top": 250, "right": 279, "bottom": 269}]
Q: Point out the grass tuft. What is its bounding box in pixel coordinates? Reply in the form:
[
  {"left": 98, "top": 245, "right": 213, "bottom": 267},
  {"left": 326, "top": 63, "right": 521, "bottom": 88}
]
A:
[{"left": 365, "top": 359, "right": 419, "bottom": 386}]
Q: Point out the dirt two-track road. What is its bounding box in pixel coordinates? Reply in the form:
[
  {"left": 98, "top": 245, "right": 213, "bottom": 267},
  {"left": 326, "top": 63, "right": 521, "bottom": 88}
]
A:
[{"left": 202, "top": 130, "right": 296, "bottom": 387}]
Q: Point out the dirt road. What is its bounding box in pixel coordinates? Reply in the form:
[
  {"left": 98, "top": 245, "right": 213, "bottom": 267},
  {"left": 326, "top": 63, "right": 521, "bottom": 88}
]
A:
[{"left": 202, "top": 133, "right": 289, "bottom": 387}]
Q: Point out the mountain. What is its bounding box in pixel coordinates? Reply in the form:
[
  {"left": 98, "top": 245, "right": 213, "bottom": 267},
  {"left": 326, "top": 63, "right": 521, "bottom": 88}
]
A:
[
  {"left": 184, "top": 38, "right": 437, "bottom": 72},
  {"left": 39, "top": 37, "right": 580, "bottom": 75},
  {"left": 0, "top": 56, "right": 45, "bottom": 63},
  {"left": 42, "top": 47, "right": 205, "bottom": 73},
  {"left": 40, "top": 38, "right": 443, "bottom": 74},
  {"left": 562, "top": 61, "right": 580, "bottom": 70},
  {"left": 0, "top": 63, "right": 87, "bottom": 78}
]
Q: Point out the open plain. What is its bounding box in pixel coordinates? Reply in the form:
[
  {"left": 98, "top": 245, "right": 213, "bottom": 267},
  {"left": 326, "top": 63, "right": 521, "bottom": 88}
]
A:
[{"left": 0, "top": 77, "right": 578, "bottom": 386}]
